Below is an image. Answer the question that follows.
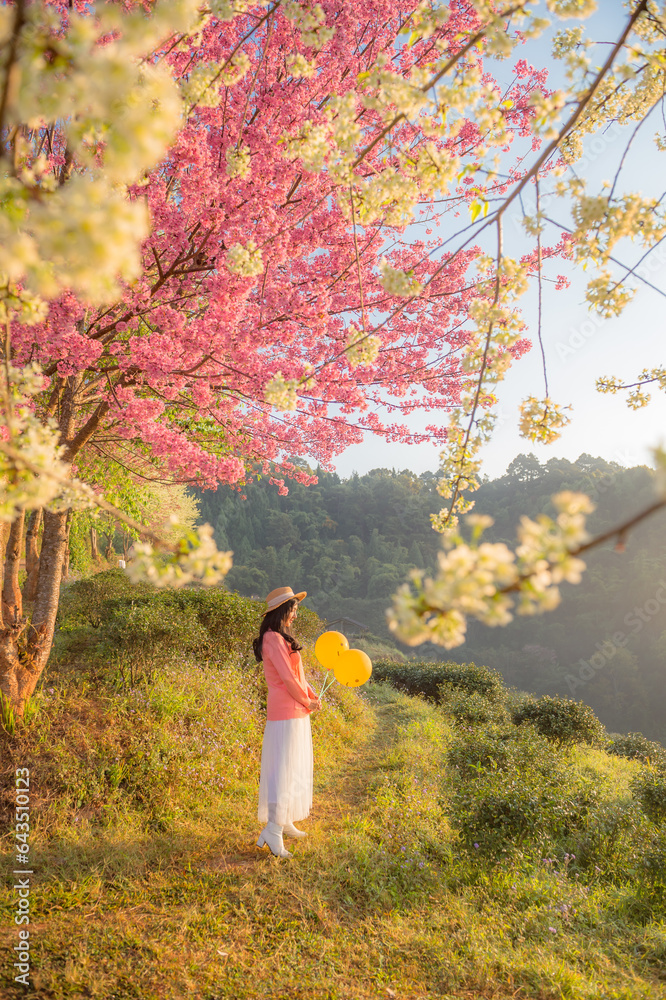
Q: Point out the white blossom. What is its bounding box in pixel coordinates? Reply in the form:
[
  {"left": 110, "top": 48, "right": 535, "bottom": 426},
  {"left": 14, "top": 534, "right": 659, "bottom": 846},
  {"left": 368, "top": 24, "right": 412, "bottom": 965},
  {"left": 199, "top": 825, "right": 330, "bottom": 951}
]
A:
[
  {"left": 519, "top": 397, "right": 571, "bottom": 444},
  {"left": 344, "top": 326, "right": 381, "bottom": 367},
  {"left": 264, "top": 372, "right": 299, "bottom": 411},
  {"left": 287, "top": 53, "right": 317, "bottom": 78},
  {"left": 127, "top": 523, "right": 233, "bottom": 588},
  {"left": 379, "top": 259, "right": 423, "bottom": 297},
  {"left": 225, "top": 143, "right": 252, "bottom": 179},
  {"left": 226, "top": 239, "right": 264, "bottom": 277}
]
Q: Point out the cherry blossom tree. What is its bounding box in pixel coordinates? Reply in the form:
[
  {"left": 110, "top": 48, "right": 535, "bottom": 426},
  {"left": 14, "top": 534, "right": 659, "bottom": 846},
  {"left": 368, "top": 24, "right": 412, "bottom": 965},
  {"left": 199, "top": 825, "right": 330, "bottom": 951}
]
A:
[
  {"left": 1, "top": 0, "right": 555, "bottom": 716},
  {"left": 3, "top": 0, "right": 666, "bottom": 717}
]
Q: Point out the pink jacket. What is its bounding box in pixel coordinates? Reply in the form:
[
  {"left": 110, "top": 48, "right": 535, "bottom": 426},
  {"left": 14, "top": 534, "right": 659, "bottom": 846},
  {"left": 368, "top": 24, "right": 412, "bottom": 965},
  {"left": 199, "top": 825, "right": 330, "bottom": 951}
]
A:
[{"left": 262, "top": 630, "right": 316, "bottom": 721}]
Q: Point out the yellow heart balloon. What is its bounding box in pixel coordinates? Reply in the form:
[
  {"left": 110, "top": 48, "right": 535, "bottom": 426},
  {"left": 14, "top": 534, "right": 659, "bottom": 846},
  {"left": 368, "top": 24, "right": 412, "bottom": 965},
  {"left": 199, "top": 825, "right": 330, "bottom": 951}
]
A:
[
  {"left": 314, "top": 630, "right": 349, "bottom": 670},
  {"left": 334, "top": 648, "right": 372, "bottom": 688}
]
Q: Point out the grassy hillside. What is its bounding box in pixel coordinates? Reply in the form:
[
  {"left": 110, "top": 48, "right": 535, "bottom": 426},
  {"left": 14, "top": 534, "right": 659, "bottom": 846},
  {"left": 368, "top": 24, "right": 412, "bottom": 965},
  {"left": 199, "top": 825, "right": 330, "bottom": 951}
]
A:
[{"left": 1, "top": 576, "right": 665, "bottom": 999}]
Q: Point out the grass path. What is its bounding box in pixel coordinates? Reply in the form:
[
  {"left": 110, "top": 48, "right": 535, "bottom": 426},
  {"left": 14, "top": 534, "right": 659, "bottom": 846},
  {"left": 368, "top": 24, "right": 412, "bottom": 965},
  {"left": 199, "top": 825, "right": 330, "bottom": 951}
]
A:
[{"left": 2, "top": 686, "right": 666, "bottom": 1000}]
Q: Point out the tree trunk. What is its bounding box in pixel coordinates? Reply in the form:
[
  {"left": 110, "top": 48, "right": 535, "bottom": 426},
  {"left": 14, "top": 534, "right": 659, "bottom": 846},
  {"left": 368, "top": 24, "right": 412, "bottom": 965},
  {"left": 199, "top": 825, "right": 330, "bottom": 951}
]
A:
[
  {"left": 104, "top": 532, "right": 114, "bottom": 561},
  {"left": 0, "top": 521, "right": 9, "bottom": 621},
  {"left": 90, "top": 525, "right": 99, "bottom": 563},
  {"left": 61, "top": 509, "right": 73, "bottom": 579},
  {"left": 2, "top": 510, "right": 25, "bottom": 627},
  {"left": 22, "top": 507, "right": 42, "bottom": 602},
  {"left": 0, "top": 509, "right": 69, "bottom": 718}
]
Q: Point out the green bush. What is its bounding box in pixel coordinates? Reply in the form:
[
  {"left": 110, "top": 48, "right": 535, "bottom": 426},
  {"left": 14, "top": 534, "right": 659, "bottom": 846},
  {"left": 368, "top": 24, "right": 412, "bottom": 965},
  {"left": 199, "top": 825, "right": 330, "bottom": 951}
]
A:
[
  {"left": 448, "top": 716, "right": 600, "bottom": 857},
  {"left": 453, "top": 778, "right": 544, "bottom": 853},
  {"left": 441, "top": 688, "right": 507, "bottom": 727},
  {"left": 571, "top": 799, "right": 648, "bottom": 882},
  {"left": 447, "top": 728, "right": 513, "bottom": 779},
  {"left": 639, "top": 831, "right": 666, "bottom": 892},
  {"left": 631, "top": 768, "right": 666, "bottom": 825},
  {"left": 450, "top": 770, "right": 597, "bottom": 856},
  {"left": 58, "top": 569, "right": 153, "bottom": 628},
  {"left": 372, "top": 659, "right": 505, "bottom": 704},
  {"left": 55, "top": 574, "right": 322, "bottom": 667},
  {"left": 607, "top": 731, "right": 666, "bottom": 768},
  {"left": 511, "top": 694, "right": 605, "bottom": 748},
  {"left": 447, "top": 724, "right": 558, "bottom": 781}
]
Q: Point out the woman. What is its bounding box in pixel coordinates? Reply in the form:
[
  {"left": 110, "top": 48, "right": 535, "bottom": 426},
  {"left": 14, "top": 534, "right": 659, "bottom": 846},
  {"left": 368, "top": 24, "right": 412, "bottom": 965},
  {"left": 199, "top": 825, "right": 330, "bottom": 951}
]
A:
[{"left": 253, "top": 586, "right": 321, "bottom": 859}]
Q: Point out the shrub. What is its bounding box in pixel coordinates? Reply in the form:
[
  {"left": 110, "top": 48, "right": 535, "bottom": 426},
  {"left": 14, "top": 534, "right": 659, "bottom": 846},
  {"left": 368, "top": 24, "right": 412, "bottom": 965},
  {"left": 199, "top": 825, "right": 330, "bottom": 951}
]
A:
[
  {"left": 639, "top": 831, "right": 666, "bottom": 891},
  {"left": 55, "top": 576, "right": 322, "bottom": 667},
  {"left": 442, "top": 688, "right": 507, "bottom": 727},
  {"left": 372, "top": 660, "right": 505, "bottom": 704},
  {"left": 572, "top": 799, "right": 649, "bottom": 882},
  {"left": 606, "top": 732, "right": 666, "bottom": 768},
  {"left": 447, "top": 729, "right": 513, "bottom": 778},
  {"left": 631, "top": 769, "right": 666, "bottom": 825},
  {"left": 511, "top": 694, "right": 605, "bottom": 748},
  {"left": 58, "top": 569, "right": 153, "bottom": 628},
  {"left": 448, "top": 720, "right": 599, "bottom": 857},
  {"left": 452, "top": 778, "right": 545, "bottom": 854},
  {"left": 447, "top": 724, "right": 559, "bottom": 781}
]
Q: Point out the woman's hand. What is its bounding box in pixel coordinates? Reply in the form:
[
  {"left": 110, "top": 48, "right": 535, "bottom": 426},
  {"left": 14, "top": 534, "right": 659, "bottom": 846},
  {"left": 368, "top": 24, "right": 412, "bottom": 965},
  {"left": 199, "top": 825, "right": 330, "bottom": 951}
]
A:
[{"left": 307, "top": 698, "right": 322, "bottom": 712}]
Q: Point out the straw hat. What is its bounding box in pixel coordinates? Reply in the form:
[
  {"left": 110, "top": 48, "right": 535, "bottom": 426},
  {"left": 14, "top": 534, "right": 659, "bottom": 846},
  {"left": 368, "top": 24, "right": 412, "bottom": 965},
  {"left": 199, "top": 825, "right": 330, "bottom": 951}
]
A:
[{"left": 262, "top": 586, "right": 307, "bottom": 615}]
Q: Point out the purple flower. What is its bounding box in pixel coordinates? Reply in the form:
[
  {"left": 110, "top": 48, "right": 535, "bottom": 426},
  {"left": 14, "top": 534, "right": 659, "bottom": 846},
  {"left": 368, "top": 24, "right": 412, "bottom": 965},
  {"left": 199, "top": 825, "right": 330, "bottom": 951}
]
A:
[
  {"left": 474, "top": 843, "right": 479, "bottom": 849},
  {"left": 549, "top": 927, "right": 557, "bottom": 934}
]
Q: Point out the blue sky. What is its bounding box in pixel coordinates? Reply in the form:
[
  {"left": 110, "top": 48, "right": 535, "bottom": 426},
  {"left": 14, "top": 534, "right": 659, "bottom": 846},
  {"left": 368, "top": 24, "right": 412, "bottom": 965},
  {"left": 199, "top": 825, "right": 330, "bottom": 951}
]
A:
[{"left": 332, "top": 2, "right": 665, "bottom": 481}]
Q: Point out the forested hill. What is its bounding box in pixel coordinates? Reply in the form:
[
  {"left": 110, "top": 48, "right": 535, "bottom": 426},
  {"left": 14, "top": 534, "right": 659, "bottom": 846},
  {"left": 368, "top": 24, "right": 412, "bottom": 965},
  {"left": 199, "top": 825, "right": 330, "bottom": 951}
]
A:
[{"left": 195, "top": 453, "right": 666, "bottom": 741}]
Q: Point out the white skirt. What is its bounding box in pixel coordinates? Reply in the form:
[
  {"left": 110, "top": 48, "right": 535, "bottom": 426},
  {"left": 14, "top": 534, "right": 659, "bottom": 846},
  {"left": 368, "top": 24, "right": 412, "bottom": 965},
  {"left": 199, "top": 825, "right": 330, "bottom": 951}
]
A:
[{"left": 257, "top": 716, "right": 313, "bottom": 826}]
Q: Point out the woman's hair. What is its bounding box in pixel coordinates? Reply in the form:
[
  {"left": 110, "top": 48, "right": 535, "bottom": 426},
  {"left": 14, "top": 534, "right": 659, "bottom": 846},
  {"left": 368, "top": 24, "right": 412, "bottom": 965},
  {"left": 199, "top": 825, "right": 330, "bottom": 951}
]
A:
[{"left": 252, "top": 599, "right": 303, "bottom": 662}]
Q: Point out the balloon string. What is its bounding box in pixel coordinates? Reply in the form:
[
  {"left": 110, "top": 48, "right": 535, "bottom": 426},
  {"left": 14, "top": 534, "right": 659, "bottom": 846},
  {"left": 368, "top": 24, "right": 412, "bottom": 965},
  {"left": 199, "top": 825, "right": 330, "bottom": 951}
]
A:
[{"left": 318, "top": 673, "right": 337, "bottom": 700}]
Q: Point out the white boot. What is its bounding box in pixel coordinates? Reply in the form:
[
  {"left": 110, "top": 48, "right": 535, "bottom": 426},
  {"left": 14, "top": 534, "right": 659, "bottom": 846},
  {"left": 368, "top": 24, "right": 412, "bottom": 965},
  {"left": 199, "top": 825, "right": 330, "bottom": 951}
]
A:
[
  {"left": 282, "top": 821, "right": 307, "bottom": 839},
  {"left": 257, "top": 821, "right": 292, "bottom": 858}
]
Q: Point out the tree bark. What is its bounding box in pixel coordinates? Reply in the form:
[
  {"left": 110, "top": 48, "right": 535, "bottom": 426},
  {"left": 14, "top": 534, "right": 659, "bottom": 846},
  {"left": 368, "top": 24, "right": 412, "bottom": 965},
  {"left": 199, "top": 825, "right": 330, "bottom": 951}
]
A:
[
  {"left": 0, "top": 521, "right": 9, "bottom": 629},
  {"left": 90, "top": 525, "right": 99, "bottom": 563},
  {"left": 61, "top": 509, "right": 73, "bottom": 579},
  {"left": 104, "top": 532, "right": 115, "bottom": 561},
  {"left": 2, "top": 510, "right": 25, "bottom": 627},
  {"left": 22, "top": 507, "right": 42, "bottom": 602},
  {"left": 0, "top": 509, "right": 69, "bottom": 718}
]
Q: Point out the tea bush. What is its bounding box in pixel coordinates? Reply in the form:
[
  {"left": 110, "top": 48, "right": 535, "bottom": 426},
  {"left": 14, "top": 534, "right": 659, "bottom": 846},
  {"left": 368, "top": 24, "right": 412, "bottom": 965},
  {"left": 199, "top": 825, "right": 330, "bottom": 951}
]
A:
[
  {"left": 57, "top": 570, "right": 152, "bottom": 628},
  {"left": 639, "top": 831, "right": 666, "bottom": 898},
  {"left": 571, "top": 799, "right": 651, "bottom": 883},
  {"left": 447, "top": 728, "right": 513, "bottom": 778},
  {"left": 54, "top": 575, "right": 321, "bottom": 667},
  {"left": 607, "top": 731, "right": 666, "bottom": 768},
  {"left": 631, "top": 768, "right": 666, "bottom": 824},
  {"left": 447, "top": 724, "right": 560, "bottom": 781},
  {"left": 372, "top": 659, "right": 505, "bottom": 704},
  {"left": 441, "top": 687, "right": 508, "bottom": 727},
  {"left": 511, "top": 694, "right": 605, "bottom": 748},
  {"left": 451, "top": 769, "right": 598, "bottom": 856}
]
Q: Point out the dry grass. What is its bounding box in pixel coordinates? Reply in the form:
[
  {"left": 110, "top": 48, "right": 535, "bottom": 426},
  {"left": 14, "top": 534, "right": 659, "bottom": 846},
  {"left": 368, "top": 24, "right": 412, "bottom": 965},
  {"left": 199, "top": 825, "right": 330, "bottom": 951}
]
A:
[{"left": 1, "top": 663, "right": 665, "bottom": 1000}]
